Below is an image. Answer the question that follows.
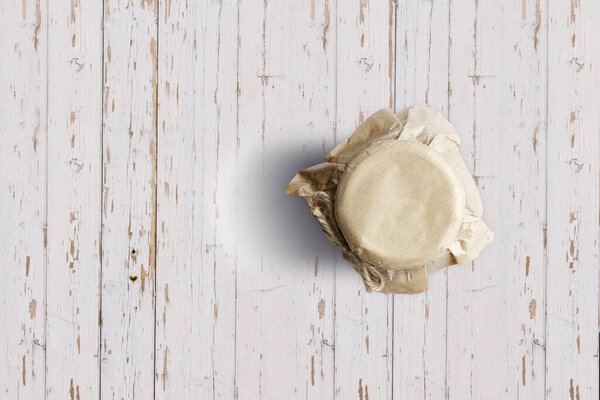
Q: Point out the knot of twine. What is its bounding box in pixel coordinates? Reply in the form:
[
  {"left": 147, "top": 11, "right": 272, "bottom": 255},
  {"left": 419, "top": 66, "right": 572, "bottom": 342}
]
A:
[{"left": 308, "top": 191, "right": 385, "bottom": 292}]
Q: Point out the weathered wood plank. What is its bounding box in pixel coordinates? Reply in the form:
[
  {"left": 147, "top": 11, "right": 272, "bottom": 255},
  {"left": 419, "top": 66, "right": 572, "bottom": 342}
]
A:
[
  {"left": 446, "top": 1, "right": 549, "bottom": 398},
  {"left": 472, "top": 0, "right": 548, "bottom": 398},
  {"left": 445, "top": 1, "right": 482, "bottom": 398},
  {"left": 546, "top": 0, "right": 600, "bottom": 398},
  {"left": 235, "top": 0, "right": 336, "bottom": 398},
  {"left": 393, "top": 1, "right": 450, "bottom": 398},
  {"left": 0, "top": 0, "right": 47, "bottom": 398},
  {"left": 156, "top": 0, "right": 239, "bottom": 397},
  {"left": 233, "top": 2, "right": 266, "bottom": 396},
  {"left": 209, "top": 2, "right": 240, "bottom": 398},
  {"left": 155, "top": 0, "right": 212, "bottom": 397},
  {"left": 45, "top": 0, "right": 103, "bottom": 398},
  {"left": 100, "top": 0, "right": 158, "bottom": 398},
  {"left": 334, "top": 1, "right": 395, "bottom": 399}
]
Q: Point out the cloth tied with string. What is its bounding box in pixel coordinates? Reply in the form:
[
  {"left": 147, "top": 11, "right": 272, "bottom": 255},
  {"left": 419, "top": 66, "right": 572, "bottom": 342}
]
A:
[{"left": 286, "top": 107, "right": 494, "bottom": 294}]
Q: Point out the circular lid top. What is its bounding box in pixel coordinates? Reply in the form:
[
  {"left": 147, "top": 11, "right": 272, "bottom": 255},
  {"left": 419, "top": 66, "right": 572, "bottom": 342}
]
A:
[{"left": 335, "top": 140, "right": 465, "bottom": 269}]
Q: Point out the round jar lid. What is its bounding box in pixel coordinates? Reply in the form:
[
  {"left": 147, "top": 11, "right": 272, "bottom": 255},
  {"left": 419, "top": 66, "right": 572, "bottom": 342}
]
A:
[{"left": 335, "top": 140, "right": 465, "bottom": 269}]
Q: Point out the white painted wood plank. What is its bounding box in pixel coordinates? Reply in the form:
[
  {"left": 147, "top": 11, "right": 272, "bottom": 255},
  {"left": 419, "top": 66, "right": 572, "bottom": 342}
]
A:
[
  {"left": 232, "top": 2, "right": 266, "bottom": 396},
  {"left": 446, "top": 1, "right": 549, "bottom": 398},
  {"left": 156, "top": 0, "right": 240, "bottom": 398},
  {"left": 445, "top": 1, "right": 483, "bottom": 398},
  {"left": 0, "top": 0, "right": 46, "bottom": 398},
  {"left": 100, "top": 0, "right": 157, "bottom": 398},
  {"left": 155, "top": 0, "right": 213, "bottom": 397},
  {"left": 334, "top": 1, "right": 395, "bottom": 399},
  {"left": 472, "top": 1, "right": 547, "bottom": 398},
  {"left": 393, "top": 1, "right": 450, "bottom": 399},
  {"left": 546, "top": 0, "right": 600, "bottom": 398},
  {"left": 45, "top": 1, "right": 103, "bottom": 398},
  {"left": 234, "top": 2, "right": 272, "bottom": 397},
  {"left": 260, "top": 1, "right": 336, "bottom": 397},
  {"left": 209, "top": 2, "right": 239, "bottom": 398},
  {"left": 235, "top": 0, "right": 336, "bottom": 398}
]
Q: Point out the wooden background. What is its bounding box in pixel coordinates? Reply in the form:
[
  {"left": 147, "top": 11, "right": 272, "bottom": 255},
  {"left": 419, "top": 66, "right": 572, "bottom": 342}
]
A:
[{"left": 1, "top": 0, "right": 598, "bottom": 398}]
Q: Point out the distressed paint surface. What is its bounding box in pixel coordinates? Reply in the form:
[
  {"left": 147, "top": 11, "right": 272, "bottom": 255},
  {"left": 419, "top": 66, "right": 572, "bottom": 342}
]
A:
[
  {"left": 0, "top": 0, "right": 47, "bottom": 399},
  {"left": 234, "top": 1, "right": 336, "bottom": 398},
  {"left": 334, "top": 1, "right": 394, "bottom": 399},
  {"left": 45, "top": 0, "right": 103, "bottom": 399},
  {"left": 1, "top": 1, "right": 598, "bottom": 399},
  {"left": 394, "top": 1, "right": 450, "bottom": 398},
  {"left": 101, "top": 0, "right": 158, "bottom": 398},
  {"left": 446, "top": 0, "right": 550, "bottom": 398},
  {"left": 546, "top": 0, "right": 600, "bottom": 399}
]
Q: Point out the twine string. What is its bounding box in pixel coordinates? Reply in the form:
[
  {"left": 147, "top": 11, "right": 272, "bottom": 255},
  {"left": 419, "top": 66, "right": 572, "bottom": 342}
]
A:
[{"left": 308, "top": 191, "right": 385, "bottom": 292}]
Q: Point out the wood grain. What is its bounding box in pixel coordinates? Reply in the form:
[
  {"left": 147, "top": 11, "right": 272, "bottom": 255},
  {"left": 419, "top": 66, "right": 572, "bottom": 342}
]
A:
[
  {"left": 235, "top": 1, "right": 336, "bottom": 398},
  {"left": 156, "top": 0, "right": 239, "bottom": 397},
  {"left": 45, "top": 0, "right": 103, "bottom": 399},
  {"left": 335, "top": 1, "right": 395, "bottom": 399},
  {"left": 394, "top": 1, "right": 450, "bottom": 398},
  {"left": 1, "top": 0, "right": 599, "bottom": 399},
  {"left": 0, "top": 0, "right": 46, "bottom": 398},
  {"left": 446, "top": 1, "right": 487, "bottom": 398},
  {"left": 546, "top": 0, "right": 600, "bottom": 398},
  {"left": 457, "top": 0, "right": 548, "bottom": 397},
  {"left": 101, "top": 0, "right": 158, "bottom": 398}
]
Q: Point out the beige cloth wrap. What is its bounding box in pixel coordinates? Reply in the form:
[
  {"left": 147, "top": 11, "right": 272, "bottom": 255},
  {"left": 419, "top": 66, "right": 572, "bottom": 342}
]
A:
[{"left": 286, "top": 107, "right": 494, "bottom": 294}]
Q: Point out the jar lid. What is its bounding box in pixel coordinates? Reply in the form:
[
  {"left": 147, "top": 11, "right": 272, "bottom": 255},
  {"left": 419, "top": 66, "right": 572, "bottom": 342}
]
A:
[
  {"left": 335, "top": 140, "right": 465, "bottom": 269},
  {"left": 286, "top": 107, "right": 494, "bottom": 294}
]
